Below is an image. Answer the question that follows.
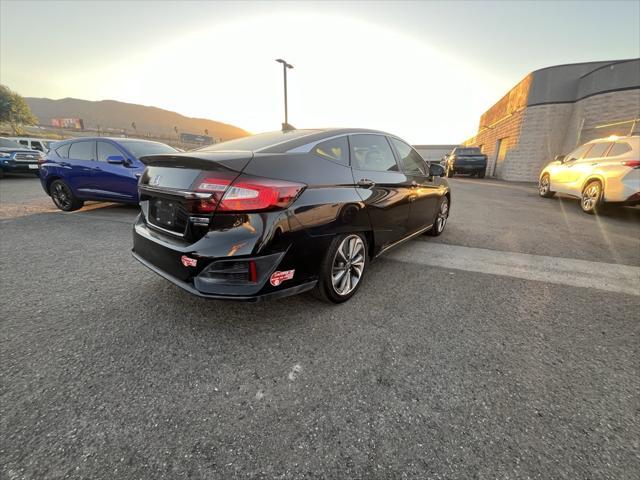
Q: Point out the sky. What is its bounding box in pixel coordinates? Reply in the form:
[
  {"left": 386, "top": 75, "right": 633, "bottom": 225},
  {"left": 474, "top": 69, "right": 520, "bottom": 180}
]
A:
[{"left": 1, "top": 0, "right": 639, "bottom": 143}]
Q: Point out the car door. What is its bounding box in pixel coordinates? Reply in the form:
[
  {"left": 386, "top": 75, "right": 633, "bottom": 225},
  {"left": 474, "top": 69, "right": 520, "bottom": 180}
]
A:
[
  {"left": 93, "top": 140, "right": 140, "bottom": 201},
  {"left": 389, "top": 137, "right": 440, "bottom": 232},
  {"left": 66, "top": 140, "right": 97, "bottom": 195},
  {"left": 568, "top": 142, "right": 613, "bottom": 194},
  {"left": 350, "top": 134, "right": 411, "bottom": 248},
  {"left": 552, "top": 143, "right": 592, "bottom": 194}
]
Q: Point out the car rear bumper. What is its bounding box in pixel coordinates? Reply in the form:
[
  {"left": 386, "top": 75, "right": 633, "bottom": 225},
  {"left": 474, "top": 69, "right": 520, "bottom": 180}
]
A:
[
  {"left": 132, "top": 216, "right": 316, "bottom": 301},
  {"left": 604, "top": 169, "right": 640, "bottom": 202},
  {"left": 132, "top": 250, "right": 316, "bottom": 302}
]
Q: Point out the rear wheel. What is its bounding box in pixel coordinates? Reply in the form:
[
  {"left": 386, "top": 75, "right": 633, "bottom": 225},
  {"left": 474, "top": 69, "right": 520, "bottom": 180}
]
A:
[
  {"left": 427, "top": 196, "right": 449, "bottom": 236},
  {"left": 314, "top": 233, "right": 367, "bottom": 303},
  {"left": 446, "top": 167, "right": 454, "bottom": 178},
  {"left": 477, "top": 170, "right": 486, "bottom": 179},
  {"left": 581, "top": 180, "right": 603, "bottom": 214},
  {"left": 538, "top": 174, "right": 554, "bottom": 198},
  {"left": 50, "top": 179, "right": 84, "bottom": 211}
]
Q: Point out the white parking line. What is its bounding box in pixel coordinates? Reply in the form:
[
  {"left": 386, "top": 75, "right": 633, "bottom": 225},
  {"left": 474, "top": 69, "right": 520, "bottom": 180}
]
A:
[{"left": 387, "top": 242, "right": 640, "bottom": 296}]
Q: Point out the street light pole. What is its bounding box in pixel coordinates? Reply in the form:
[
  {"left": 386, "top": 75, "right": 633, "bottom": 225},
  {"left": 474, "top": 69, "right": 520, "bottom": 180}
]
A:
[{"left": 276, "top": 58, "right": 294, "bottom": 130}]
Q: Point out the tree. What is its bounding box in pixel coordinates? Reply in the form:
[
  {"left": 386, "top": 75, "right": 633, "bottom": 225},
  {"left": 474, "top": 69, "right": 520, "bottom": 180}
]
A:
[{"left": 0, "top": 84, "right": 37, "bottom": 134}]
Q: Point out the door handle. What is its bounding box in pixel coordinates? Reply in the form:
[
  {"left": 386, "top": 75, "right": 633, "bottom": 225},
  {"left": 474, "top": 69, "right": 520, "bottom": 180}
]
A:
[{"left": 357, "top": 178, "right": 375, "bottom": 189}]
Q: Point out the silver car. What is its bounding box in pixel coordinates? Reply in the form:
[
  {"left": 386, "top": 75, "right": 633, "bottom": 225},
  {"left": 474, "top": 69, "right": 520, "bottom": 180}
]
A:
[{"left": 538, "top": 135, "right": 640, "bottom": 214}]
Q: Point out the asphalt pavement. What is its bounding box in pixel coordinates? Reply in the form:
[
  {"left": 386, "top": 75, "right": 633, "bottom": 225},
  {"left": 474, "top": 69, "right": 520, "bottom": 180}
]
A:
[{"left": 1, "top": 175, "right": 639, "bottom": 479}]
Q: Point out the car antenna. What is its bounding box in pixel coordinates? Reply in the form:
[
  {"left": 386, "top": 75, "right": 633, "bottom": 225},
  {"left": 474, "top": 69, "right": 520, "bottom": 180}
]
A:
[{"left": 282, "top": 122, "right": 296, "bottom": 132}]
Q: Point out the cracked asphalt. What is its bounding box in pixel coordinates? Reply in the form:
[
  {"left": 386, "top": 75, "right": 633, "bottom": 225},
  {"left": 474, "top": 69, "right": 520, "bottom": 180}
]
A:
[{"left": 1, "top": 175, "right": 639, "bottom": 479}]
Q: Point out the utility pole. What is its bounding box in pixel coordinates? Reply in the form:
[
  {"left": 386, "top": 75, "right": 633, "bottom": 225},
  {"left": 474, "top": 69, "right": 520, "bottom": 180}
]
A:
[{"left": 276, "top": 58, "right": 294, "bottom": 130}]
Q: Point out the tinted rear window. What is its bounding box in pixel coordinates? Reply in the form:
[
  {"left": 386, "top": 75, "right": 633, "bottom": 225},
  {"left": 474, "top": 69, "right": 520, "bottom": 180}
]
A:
[
  {"left": 455, "top": 148, "right": 481, "bottom": 155},
  {"left": 199, "top": 130, "right": 320, "bottom": 152},
  {"left": 118, "top": 140, "right": 176, "bottom": 158},
  {"left": 607, "top": 142, "right": 632, "bottom": 157},
  {"left": 55, "top": 143, "right": 71, "bottom": 158}
]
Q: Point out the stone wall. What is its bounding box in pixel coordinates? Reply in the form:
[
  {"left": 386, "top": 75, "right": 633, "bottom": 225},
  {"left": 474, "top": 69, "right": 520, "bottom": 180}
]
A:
[{"left": 465, "top": 88, "right": 640, "bottom": 182}]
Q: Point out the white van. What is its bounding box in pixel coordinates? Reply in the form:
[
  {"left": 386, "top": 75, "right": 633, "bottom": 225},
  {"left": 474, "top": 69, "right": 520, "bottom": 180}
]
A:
[{"left": 7, "top": 137, "right": 55, "bottom": 152}]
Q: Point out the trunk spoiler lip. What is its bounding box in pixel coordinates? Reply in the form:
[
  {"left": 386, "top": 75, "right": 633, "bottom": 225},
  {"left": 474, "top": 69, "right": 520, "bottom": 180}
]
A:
[{"left": 139, "top": 150, "right": 254, "bottom": 166}]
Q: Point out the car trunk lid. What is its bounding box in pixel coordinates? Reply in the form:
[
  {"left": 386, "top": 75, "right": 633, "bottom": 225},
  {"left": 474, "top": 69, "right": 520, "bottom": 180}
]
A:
[{"left": 138, "top": 151, "right": 253, "bottom": 241}]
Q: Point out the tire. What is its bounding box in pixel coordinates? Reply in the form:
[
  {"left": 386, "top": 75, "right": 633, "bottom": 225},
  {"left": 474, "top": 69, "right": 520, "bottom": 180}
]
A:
[
  {"left": 538, "top": 174, "right": 555, "bottom": 198},
  {"left": 0, "top": 169, "right": 4, "bottom": 179},
  {"left": 477, "top": 170, "right": 486, "bottom": 179},
  {"left": 580, "top": 180, "right": 604, "bottom": 214},
  {"left": 313, "top": 233, "right": 368, "bottom": 303},
  {"left": 427, "top": 196, "right": 449, "bottom": 237},
  {"left": 50, "top": 179, "right": 84, "bottom": 212},
  {"left": 446, "top": 167, "right": 454, "bottom": 178}
]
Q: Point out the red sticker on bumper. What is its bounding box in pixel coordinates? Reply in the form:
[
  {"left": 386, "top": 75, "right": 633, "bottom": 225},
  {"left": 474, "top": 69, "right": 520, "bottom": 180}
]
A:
[
  {"left": 270, "top": 269, "right": 294, "bottom": 286},
  {"left": 181, "top": 255, "right": 197, "bottom": 267}
]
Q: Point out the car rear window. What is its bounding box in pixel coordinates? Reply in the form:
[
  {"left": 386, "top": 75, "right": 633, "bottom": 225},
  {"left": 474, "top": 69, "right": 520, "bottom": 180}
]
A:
[
  {"left": 455, "top": 148, "right": 481, "bottom": 155},
  {"left": 118, "top": 140, "right": 176, "bottom": 158},
  {"left": 55, "top": 143, "right": 71, "bottom": 158},
  {"left": 199, "top": 130, "right": 320, "bottom": 153},
  {"left": 607, "top": 142, "right": 632, "bottom": 157},
  {"left": 313, "top": 136, "right": 349, "bottom": 165}
]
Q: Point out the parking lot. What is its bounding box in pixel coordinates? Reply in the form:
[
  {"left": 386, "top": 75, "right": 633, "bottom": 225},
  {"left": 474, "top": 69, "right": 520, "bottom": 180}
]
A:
[{"left": 1, "top": 175, "right": 639, "bottom": 479}]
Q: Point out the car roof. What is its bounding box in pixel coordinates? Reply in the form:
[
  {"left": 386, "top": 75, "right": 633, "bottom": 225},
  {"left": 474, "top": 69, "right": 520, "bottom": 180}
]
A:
[{"left": 588, "top": 135, "right": 639, "bottom": 143}]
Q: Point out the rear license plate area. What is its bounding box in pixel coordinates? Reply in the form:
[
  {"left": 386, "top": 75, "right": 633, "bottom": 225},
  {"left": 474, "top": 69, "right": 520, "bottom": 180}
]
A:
[{"left": 149, "top": 198, "right": 187, "bottom": 235}]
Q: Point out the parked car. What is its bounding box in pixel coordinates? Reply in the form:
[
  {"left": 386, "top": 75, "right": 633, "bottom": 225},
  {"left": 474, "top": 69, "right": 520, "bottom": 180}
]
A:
[
  {"left": 0, "top": 137, "right": 45, "bottom": 178},
  {"left": 538, "top": 135, "right": 640, "bottom": 214},
  {"left": 132, "top": 129, "right": 450, "bottom": 303},
  {"left": 444, "top": 147, "right": 487, "bottom": 178},
  {"left": 40, "top": 137, "right": 177, "bottom": 211},
  {"left": 7, "top": 137, "right": 55, "bottom": 152}
]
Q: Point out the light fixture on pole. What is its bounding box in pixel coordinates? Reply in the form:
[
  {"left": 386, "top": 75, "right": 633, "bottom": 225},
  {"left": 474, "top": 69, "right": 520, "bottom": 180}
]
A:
[{"left": 276, "top": 58, "right": 294, "bottom": 131}]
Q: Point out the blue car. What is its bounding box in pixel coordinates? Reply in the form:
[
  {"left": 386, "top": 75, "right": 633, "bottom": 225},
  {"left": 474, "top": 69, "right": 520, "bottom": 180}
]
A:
[{"left": 40, "top": 137, "right": 177, "bottom": 211}]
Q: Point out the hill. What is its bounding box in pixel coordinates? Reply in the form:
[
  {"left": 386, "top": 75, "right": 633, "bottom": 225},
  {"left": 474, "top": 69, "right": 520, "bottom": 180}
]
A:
[{"left": 25, "top": 97, "right": 248, "bottom": 141}]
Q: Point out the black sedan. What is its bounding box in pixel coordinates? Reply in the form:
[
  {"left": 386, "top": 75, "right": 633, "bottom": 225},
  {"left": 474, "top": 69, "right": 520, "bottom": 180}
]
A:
[{"left": 132, "top": 129, "right": 450, "bottom": 303}]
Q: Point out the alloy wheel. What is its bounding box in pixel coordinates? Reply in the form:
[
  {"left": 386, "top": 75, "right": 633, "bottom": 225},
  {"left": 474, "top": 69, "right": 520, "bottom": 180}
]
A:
[
  {"left": 436, "top": 198, "right": 449, "bottom": 232},
  {"left": 331, "top": 235, "right": 365, "bottom": 296},
  {"left": 539, "top": 176, "right": 550, "bottom": 196},
  {"left": 52, "top": 182, "right": 72, "bottom": 210},
  {"left": 581, "top": 182, "right": 600, "bottom": 212}
]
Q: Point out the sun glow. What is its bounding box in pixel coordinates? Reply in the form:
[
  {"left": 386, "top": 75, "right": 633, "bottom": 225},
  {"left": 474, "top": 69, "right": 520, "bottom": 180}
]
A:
[{"left": 70, "top": 13, "right": 505, "bottom": 143}]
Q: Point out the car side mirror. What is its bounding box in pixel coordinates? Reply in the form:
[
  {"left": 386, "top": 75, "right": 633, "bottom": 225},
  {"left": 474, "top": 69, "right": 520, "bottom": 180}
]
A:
[
  {"left": 106, "top": 155, "right": 126, "bottom": 164},
  {"left": 429, "top": 163, "right": 445, "bottom": 177},
  {"left": 554, "top": 154, "right": 566, "bottom": 163}
]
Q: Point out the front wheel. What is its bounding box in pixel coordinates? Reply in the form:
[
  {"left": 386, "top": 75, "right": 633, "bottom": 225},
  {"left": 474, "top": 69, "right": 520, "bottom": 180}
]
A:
[
  {"left": 538, "top": 174, "right": 554, "bottom": 198},
  {"left": 446, "top": 168, "right": 454, "bottom": 178},
  {"left": 477, "top": 170, "right": 486, "bottom": 179},
  {"left": 314, "top": 233, "right": 368, "bottom": 303},
  {"left": 581, "top": 180, "right": 603, "bottom": 214},
  {"left": 50, "top": 179, "right": 84, "bottom": 211},
  {"left": 427, "top": 196, "right": 449, "bottom": 236}
]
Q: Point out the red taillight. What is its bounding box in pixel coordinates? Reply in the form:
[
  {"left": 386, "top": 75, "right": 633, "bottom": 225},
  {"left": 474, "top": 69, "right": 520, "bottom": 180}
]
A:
[
  {"left": 194, "top": 175, "right": 233, "bottom": 213},
  {"left": 622, "top": 160, "right": 640, "bottom": 168},
  {"left": 37, "top": 153, "right": 47, "bottom": 165},
  {"left": 219, "top": 177, "right": 304, "bottom": 211},
  {"left": 193, "top": 173, "right": 305, "bottom": 213}
]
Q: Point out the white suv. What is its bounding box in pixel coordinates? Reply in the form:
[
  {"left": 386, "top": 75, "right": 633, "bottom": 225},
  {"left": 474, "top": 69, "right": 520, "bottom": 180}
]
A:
[{"left": 538, "top": 136, "right": 640, "bottom": 214}]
